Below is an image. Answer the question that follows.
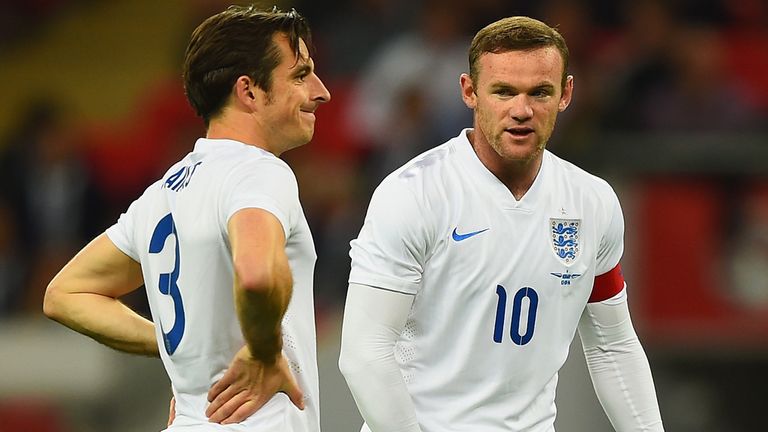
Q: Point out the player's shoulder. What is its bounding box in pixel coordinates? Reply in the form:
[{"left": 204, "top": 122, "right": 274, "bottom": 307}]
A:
[
  {"left": 218, "top": 142, "right": 291, "bottom": 171},
  {"left": 211, "top": 144, "right": 297, "bottom": 188},
  {"left": 546, "top": 151, "right": 616, "bottom": 200},
  {"left": 131, "top": 177, "right": 167, "bottom": 204},
  {"left": 366, "top": 136, "right": 460, "bottom": 222},
  {"left": 380, "top": 133, "right": 462, "bottom": 192}
]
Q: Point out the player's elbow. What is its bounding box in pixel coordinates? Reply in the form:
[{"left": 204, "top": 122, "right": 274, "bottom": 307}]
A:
[
  {"left": 234, "top": 262, "right": 290, "bottom": 294},
  {"left": 338, "top": 335, "right": 371, "bottom": 379},
  {"left": 338, "top": 347, "right": 356, "bottom": 379},
  {"left": 42, "top": 281, "right": 65, "bottom": 321}
]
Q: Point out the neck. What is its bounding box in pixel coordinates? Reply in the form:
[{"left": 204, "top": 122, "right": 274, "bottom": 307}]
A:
[
  {"left": 206, "top": 114, "right": 280, "bottom": 156},
  {"left": 467, "top": 129, "right": 543, "bottom": 200}
]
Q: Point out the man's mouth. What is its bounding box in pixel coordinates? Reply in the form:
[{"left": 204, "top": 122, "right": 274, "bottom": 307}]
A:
[{"left": 505, "top": 127, "right": 534, "bottom": 137}]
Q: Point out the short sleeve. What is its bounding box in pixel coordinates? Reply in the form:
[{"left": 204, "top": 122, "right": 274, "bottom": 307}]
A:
[
  {"left": 349, "top": 177, "right": 430, "bottom": 295},
  {"left": 105, "top": 194, "right": 143, "bottom": 261},
  {"left": 595, "top": 185, "right": 625, "bottom": 276},
  {"left": 219, "top": 158, "right": 298, "bottom": 239}
]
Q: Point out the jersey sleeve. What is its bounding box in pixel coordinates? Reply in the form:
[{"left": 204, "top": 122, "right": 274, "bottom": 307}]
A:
[
  {"left": 596, "top": 185, "right": 625, "bottom": 275},
  {"left": 349, "top": 177, "right": 430, "bottom": 295},
  {"left": 219, "top": 158, "right": 299, "bottom": 239},
  {"left": 105, "top": 185, "right": 152, "bottom": 262},
  {"left": 590, "top": 184, "right": 626, "bottom": 302}
]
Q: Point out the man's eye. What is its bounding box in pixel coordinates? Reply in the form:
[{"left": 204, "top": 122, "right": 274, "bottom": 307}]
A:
[{"left": 495, "top": 89, "right": 513, "bottom": 96}]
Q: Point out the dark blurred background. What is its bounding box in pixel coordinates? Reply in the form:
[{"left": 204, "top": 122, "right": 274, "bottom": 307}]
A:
[{"left": 0, "top": 0, "right": 766, "bottom": 431}]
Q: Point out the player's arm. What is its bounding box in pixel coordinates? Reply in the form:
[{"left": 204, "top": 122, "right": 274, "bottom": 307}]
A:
[
  {"left": 205, "top": 208, "right": 303, "bottom": 424},
  {"left": 339, "top": 283, "right": 423, "bottom": 432},
  {"left": 579, "top": 283, "right": 664, "bottom": 431},
  {"left": 582, "top": 185, "right": 664, "bottom": 430},
  {"left": 230, "top": 208, "right": 292, "bottom": 363},
  {"left": 43, "top": 233, "right": 158, "bottom": 356}
]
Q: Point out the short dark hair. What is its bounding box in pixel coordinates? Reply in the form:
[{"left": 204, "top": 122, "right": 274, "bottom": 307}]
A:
[
  {"left": 469, "top": 16, "right": 569, "bottom": 90},
  {"left": 182, "top": 5, "right": 313, "bottom": 125}
]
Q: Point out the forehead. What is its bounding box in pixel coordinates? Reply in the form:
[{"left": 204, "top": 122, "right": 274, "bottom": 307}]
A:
[
  {"left": 476, "top": 46, "right": 563, "bottom": 86},
  {"left": 273, "top": 33, "right": 311, "bottom": 68}
]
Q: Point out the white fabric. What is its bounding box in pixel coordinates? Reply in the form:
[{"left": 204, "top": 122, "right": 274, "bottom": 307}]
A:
[
  {"left": 339, "top": 283, "right": 422, "bottom": 432},
  {"left": 347, "top": 129, "right": 633, "bottom": 431},
  {"left": 579, "top": 289, "right": 665, "bottom": 431},
  {"left": 107, "top": 138, "right": 319, "bottom": 431}
]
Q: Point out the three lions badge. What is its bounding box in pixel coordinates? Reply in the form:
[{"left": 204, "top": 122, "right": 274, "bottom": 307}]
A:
[{"left": 550, "top": 219, "right": 580, "bottom": 264}]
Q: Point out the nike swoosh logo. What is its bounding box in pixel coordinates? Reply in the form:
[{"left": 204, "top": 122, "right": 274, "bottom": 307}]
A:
[{"left": 452, "top": 227, "right": 490, "bottom": 242}]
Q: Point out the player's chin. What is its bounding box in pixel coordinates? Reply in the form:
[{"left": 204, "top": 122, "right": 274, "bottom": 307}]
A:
[
  {"left": 286, "top": 130, "right": 314, "bottom": 149},
  {"left": 301, "top": 129, "right": 316, "bottom": 145},
  {"left": 499, "top": 142, "right": 541, "bottom": 163},
  {"left": 301, "top": 118, "right": 316, "bottom": 133}
]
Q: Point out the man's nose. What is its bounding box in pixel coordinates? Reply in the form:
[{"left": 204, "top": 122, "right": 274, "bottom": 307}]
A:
[
  {"left": 509, "top": 95, "right": 533, "bottom": 121},
  {"left": 311, "top": 75, "right": 331, "bottom": 104}
]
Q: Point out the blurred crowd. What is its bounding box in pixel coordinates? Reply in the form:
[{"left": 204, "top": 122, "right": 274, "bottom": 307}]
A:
[
  {"left": 2, "top": 0, "right": 766, "bottom": 318},
  {"left": 0, "top": 0, "right": 767, "bottom": 430}
]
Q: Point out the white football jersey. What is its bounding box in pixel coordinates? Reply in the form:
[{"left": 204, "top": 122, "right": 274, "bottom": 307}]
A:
[
  {"left": 349, "top": 129, "right": 624, "bottom": 432},
  {"left": 106, "top": 138, "right": 319, "bottom": 432}
]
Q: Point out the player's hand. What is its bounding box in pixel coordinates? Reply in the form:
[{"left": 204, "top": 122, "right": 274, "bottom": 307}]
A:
[
  {"left": 205, "top": 346, "right": 305, "bottom": 424},
  {"left": 167, "top": 396, "right": 176, "bottom": 426}
]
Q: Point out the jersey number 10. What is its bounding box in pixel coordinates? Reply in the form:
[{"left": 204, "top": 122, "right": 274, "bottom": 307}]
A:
[{"left": 493, "top": 285, "right": 538, "bottom": 345}]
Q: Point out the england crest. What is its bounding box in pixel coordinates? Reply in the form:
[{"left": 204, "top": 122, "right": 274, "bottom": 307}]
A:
[{"left": 550, "top": 218, "right": 580, "bottom": 264}]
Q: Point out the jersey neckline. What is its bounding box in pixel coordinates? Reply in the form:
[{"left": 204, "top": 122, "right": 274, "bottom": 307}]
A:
[
  {"left": 192, "top": 138, "right": 276, "bottom": 158},
  {"left": 454, "top": 128, "right": 550, "bottom": 211}
]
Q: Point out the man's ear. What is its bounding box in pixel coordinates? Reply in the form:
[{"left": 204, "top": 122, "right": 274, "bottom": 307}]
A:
[
  {"left": 559, "top": 75, "right": 574, "bottom": 112},
  {"left": 460, "top": 73, "right": 477, "bottom": 110},
  {"left": 233, "top": 75, "right": 259, "bottom": 109}
]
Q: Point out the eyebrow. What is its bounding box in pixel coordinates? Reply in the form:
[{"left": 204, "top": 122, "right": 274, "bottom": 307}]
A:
[
  {"left": 490, "top": 82, "right": 556, "bottom": 92},
  {"left": 290, "top": 63, "right": 312, "bottom": 78}
]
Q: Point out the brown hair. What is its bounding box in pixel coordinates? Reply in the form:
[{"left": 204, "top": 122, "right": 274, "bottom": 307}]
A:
[
  {"left": 182, "top": 5, "right": 313, "bottom": 125},
  {"left": 469, "top": 16, "right": 569, "bottom": 89}
]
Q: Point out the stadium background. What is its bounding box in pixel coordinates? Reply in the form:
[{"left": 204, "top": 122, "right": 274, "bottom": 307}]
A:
[{"left": 0, "top": 0, "right": 766, "bottom": 430}]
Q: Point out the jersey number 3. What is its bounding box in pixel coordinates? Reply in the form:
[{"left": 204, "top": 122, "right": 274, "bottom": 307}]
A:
[
  {"left": 149, "top": 213, "right": 185, "bottom": 355},
  {"left": 493, "top": 285, "right": 538, "bottom": 345}
]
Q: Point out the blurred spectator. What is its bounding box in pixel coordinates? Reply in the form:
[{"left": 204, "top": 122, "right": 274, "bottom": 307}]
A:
[
  {"left": 465, "top": 0, "right": 537, "bottom": 34},
  {"left": 302, "top": 0, "right": 416, "bottom": 80},
  {"left": 536, "top": 0, "right": 602, "bottom": 156},
  {"left": 641, "top": 25, "right": 763, "bottom": 132},
  {"left": 0, "top": 199, "right": 26, "bottom": 316},
  {"left": 726, "top": 182, "right": 768, "bottom": 309},
  {"left": 344, "top": 0, "right": 473, "bottom": 182},
  {"left": 83, "top": 77, "right": 202, "bottom": 224},
  {"left": 285, "top": 152, "right": 367, "bottom": 314},
  {"left": 0, "top": 2, "right": 766, "bottom": 429},
  {"left": 0, "top": 0, "right": 74, "bottom": 49},
  {"left": 596, "top": 0, "right": 677, "bottom": 131},
  {"left": 0, "top": 98, "right": 103, "bottom": 313},
  {"left": 722, "top": 0, "right": 768, "bottom": 115}
]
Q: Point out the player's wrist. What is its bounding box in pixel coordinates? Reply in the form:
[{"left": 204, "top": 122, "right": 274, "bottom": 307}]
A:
[{"left": 243, "top": 342, "right": 282, "bottom": 366}]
